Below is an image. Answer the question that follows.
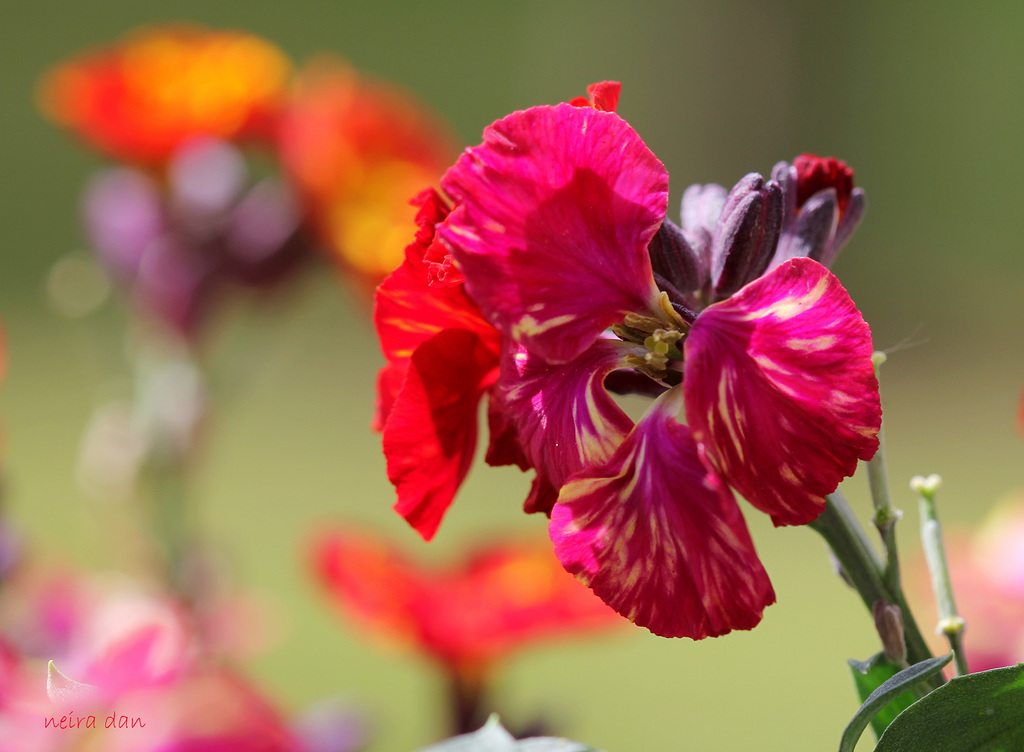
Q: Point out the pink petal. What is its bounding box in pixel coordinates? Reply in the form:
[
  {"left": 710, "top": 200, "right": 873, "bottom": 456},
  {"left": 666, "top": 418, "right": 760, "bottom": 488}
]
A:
[
  {"left": 550, "top": 389, "right": 775, "bottom": 638},
  {"left": 46, "top": 661, "right": 99, "bottom": 709},
  {"left": 497, "top": 338, "right": 636, "bottom": 514},
  {"left": 383, "top": 328, "right": 499, "bottom": 540},
  {"left": 440, "top": 103, "right": 667, "bottom": 364},
  {"left": 684, "top": 257, "right": 881, "bottom": 526}
]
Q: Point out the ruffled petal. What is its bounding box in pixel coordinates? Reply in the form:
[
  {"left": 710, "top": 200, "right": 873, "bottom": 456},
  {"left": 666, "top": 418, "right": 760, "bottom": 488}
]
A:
[
  {"left": 373, "top": 264, "right": 492, "bottom": 423},
  {"left": 373, "top": 191, "right": 499, "bottom": 429},
  {"left": 440, "top": 103, "right": 667, "bottom": 364},
  {"left": 684, "top": 257, "right": 881, "bottom": 526},
  {"left": 374, "top": 198, "right": 495, "bottom": 371},
  {"left": 497, "top": 338, "right": 636, "bottom": 513},
  {"left": 550, "top": 389, "right": 775, "bottom": 639},
  {"left": 382, "top": 328, "right": 499, "bottom": 540}
]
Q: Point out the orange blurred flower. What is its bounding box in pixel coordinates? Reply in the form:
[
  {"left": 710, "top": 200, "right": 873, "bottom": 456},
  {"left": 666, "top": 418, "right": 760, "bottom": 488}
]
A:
[
  {"left": 38, "top": 24, "right": 291, "bottom": 165},
  {"left": 311, "top": 528, "right": 620, "bottom": 681},
  {"left": 278, "top": 58, "right": 456, "bottom": 283}
]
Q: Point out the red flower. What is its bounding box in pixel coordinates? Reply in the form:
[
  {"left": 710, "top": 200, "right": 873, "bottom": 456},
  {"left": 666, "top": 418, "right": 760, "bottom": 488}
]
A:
[
  {"left": 377, "top": 83, "right": 880, "bottom": 639},
  {"left": 311, "top": 528, "right": 620, "bottom": 679},
  {"left": 373, "top": 189, "right": 515, "bottom": 540},
  {"left": 38, "top": 24, "right": 291, "bottom": 165}
]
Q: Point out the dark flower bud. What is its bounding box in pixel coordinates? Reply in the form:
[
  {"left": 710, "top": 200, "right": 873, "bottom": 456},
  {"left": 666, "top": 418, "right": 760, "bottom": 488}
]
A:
[
  {"left": 647, "top": 218, "right": 704, "bottom": 307},
  {"left": 827, "top": 189, "right": 866, "bottom": 268},
  {"left": 679, "top": 182, "right": 727, "bottom": 255},
  {"left": 770, "top": 155, "right": 866, "bottom": 270},
  {"left": 709, "top": 174, "right": 782, "bottom": 300},
  {"left": 778, "top": 189, "right": 838, "bottom": 266}
]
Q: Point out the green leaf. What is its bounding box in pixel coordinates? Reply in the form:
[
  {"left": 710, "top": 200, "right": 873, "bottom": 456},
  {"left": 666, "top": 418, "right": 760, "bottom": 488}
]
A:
[
  {"left": 417, "top": 715, "right": 603, "bottom": 752},
  {"left": 838, "top": 653, "right": 952, "bottom": 752},
  {"left": 848, "top": 652, "right": 917, "bottom": 738},
  {"left": 875, "top": 663, "right": 1024, "bottom": 751}
]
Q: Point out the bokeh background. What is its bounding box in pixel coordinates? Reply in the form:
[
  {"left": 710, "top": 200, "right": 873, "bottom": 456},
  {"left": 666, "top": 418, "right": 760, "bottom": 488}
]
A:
[{"left": 3, "top": 1, "right": 1024, "bottom": 750}]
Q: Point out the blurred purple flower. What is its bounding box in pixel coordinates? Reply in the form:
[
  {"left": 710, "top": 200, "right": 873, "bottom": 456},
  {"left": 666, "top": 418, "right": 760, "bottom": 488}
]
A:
[{"left": 81, "top": 137, "right": 313, "bottom": 335}]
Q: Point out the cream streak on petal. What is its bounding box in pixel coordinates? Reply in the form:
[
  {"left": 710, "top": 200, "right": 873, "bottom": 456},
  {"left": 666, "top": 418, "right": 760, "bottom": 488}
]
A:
[
  {"left": 497, "top": 339, "right": 637, "bottom": 512},
  {"left": 685, "top": 257, "right": 881, "bottom": 527},
  {"left": 550, "top": 389, "right": 775, "bottom": 639},
  {"left": 439, "top": 103, "right": 667, "bottom": 365}
]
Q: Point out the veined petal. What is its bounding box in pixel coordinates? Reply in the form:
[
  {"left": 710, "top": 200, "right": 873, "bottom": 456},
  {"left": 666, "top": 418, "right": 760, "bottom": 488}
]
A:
[
  {"left": 550, "top": 389, "right": 775, "bottom": 639},
  {"left": 440, "top": 103, "right": 667, "bottom": 364},
  {"left": 497, "top": 338, "right": 636, "bottom": 513},
  {"left": 382, "top": 328, "right": 499, "bottom": 540},
  {"left": 684, "top": 257, "right": 881, "bottom": 526}
]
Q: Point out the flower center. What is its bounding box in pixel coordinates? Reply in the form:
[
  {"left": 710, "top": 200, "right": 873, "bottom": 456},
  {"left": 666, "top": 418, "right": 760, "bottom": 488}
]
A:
[{"left": 611, "top": 292, "right": 689, "bottom": 382}]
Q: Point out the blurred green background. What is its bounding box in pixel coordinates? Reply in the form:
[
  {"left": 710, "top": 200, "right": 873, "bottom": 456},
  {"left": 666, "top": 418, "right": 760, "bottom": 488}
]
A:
[{"left": 4, "top": 1, "right": 1024, "bottom": 750}]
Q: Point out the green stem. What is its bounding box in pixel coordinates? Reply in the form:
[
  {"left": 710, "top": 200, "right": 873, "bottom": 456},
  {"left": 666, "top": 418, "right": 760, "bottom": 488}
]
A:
[
  {"left": 146, "top": 452, "right": 193, "bottom": 599},
  {"left": 811, "top": 493, "right": 942, "bottom": 692},
  {"left": 867, "top": 352, "right": 903, "bottom": 597},
  {"left": 913, "top": 474, "right": 969, "bottom": 677}
]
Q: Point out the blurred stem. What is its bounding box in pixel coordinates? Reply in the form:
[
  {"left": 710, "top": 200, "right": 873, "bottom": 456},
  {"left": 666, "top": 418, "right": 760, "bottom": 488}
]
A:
[
  {"left": 913, "top": 475, "right": 969, "bottom": 677},
  {"left": 810, "top": 493, "right": 942, "bottom": 693},
  {"left": 867, "top": 352, "right": 903, "bottom": 597},
  {"left": 129, "top": 330, "right": 207, "bottom": 604},
  {"left": 448, "top": 672, "right": 486, "bottom": 736},
  {"left": 145, "top": 451, "right": 193, "bottom": 599}
]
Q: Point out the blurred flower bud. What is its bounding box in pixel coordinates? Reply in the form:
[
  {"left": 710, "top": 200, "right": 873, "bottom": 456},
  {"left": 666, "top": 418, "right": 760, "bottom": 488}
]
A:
[{"left": 169, "top": 137, "right": 248, "bottom": 237}]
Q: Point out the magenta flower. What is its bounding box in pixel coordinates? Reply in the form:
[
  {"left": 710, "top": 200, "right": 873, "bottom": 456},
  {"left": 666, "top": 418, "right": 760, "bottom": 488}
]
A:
[{"left": 431, "top": 93, "right": 882, "bottom": 638}]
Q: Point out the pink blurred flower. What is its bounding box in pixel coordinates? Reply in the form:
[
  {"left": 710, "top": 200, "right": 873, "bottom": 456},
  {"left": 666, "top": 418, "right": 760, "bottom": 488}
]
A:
[
  {"left": 914, "top": 499, "right": 1024, "bottom": 672},
  {"left": 0, "top": 568, "right": 333, "bottom": 752}
]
